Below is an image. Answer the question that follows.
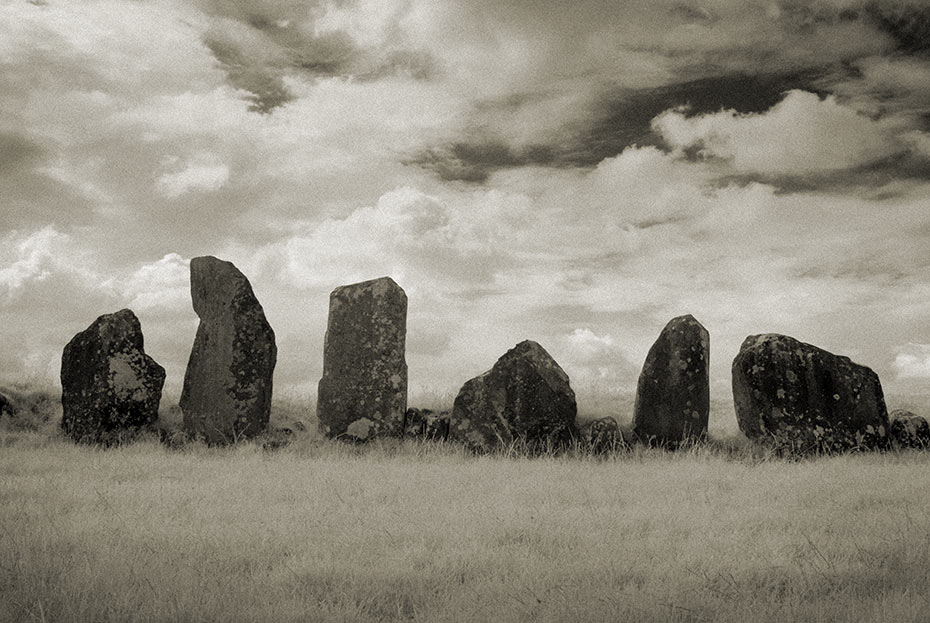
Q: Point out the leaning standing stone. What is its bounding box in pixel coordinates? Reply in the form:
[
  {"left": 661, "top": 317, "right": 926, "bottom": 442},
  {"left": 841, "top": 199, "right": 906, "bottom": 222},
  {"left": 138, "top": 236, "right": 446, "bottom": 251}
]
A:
[
  {"left": 180, "top": 256, "right": 276, "bottom": 444},
  {"left": 61, "top": 309, "right": 165, "bottom": 444},
  {"left": 732, "top": 334, "right": 889, "bottom": 453},
  {"left": 317, "top": 277, "right": 407, "bottom": 441},
  {"left": 449, "top": 340, "right": 578, "bottom": 451},
  {"left": 633, "top": 315, "right": 710, "bottom": 447}
]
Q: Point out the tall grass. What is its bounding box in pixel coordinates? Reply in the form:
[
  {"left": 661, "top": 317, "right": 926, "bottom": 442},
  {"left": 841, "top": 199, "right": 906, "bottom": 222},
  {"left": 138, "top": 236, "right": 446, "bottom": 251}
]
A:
[{"left": 3, "top": 429, "right": 930, "bottom": 622}]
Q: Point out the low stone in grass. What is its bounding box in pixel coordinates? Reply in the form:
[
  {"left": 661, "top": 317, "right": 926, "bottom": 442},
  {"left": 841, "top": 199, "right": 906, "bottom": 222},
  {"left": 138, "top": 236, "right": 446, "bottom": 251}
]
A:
[
  {"left": 181, "top": 256, "right": 277, "bottom": 445},
  {"left": 583, "top": 416, "right": 623, "bottom": 453},
  {"left": 889, "top": 410, "right": 930, "bottom": 448},
  {"left": 449, "top": 340, "right": 578, "bottom": 451},
  {"left": 633, "top": 315, "right": 710, "bottom": 447},
  {"left": 732, "top": 333, "right": 889, "bottom": 454},
  {"left": 317, "top": 277, "right": 407, "bottom": 441},
  {"left": 403, "top": 408, "right": 450, "bottom": 441},
  {"left": 60, "top": 309, "right": 165, "bottom": 444}
]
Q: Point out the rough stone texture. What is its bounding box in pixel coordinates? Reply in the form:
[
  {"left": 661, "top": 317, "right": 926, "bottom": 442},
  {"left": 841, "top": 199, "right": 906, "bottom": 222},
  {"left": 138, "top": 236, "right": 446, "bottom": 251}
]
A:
[
  {"left": 317, "top": 277, "right": 407, "bottom": 441},
  {"left": 60, "top": 309, "right": 165, "bottom": 444},
  {"left": 403, "top": 408, "right": 450, "bottom": 441},
  {"left": 633, "top": 315, "right": 710, "bottom": 447},
  {"left": 732, "top": 334, "right": 889, "bottom": 453},
  {"left": 583, "top": 416, "right": 623, "bottom": 453},
  {"left": 889, "top": 409, "right": 930, "bottom": 448},
  {"left": 0, "top": 392, "right": 13, "bottom": 418},
  {"left": 180, "top": 256, "right": 277, "bottom": 445},
  {"left": 449, "top": 340, "right": 578, "bottom": 450}
]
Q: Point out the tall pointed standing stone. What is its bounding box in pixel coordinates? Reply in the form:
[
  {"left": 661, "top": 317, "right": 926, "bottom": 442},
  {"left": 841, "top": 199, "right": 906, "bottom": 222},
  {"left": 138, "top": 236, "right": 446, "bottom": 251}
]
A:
[
  {"left": 61, "top": 309, "right": 165, "bottom": 444},
  {"left": 317, "top": 277, "right": 407, "bottom": 441},
  {"left": 180, "top": 256, "right": 276, "bottom": 444},
  {"left": 633, "top": 315, "right": 710, "bottom": 447}
]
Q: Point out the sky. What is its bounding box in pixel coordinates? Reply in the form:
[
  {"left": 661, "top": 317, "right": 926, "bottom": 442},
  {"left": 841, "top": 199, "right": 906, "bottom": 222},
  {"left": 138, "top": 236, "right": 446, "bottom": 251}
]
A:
[{"left": 2, "top": 0, "right": 930, "bottom": 412}]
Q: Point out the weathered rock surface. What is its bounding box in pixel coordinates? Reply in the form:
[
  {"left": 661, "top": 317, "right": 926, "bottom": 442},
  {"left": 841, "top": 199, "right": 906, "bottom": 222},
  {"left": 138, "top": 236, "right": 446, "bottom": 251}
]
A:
[
  {"left": 60, "top": 309, "right": 165, "bottom": 443},
  {"left": 449, "top": 340, "right": 578, "bottom": 450},
  {"left": 633, "top": 315, "right": 710, "bottom": 447},
  {"left": 583, "top": 416, "right": 623, "bottom": 453},
  {"left": 0, "top": 392, "right": 13, "bottom": 418},
  {"left": 317, "top": 277, "right": 407, "bottom": 441},
  {"left": 732, "top": 334, "right": 889, "bottom": 453},
  {"left": 403, "top": 408, "right": 450, "bottom": 441},
  {"left": 889, "top": 409, "right": 930, "bottom": 448},
  {"left": 180, "top": 256, "right": 276, "bottom": 444}
]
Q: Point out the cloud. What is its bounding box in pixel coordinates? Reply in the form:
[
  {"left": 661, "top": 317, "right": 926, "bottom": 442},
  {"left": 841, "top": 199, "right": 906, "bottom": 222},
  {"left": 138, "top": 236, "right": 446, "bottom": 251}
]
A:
[
  {"left": 157, "top": 154, "right": 230, "bottom": 198},
  {"left": 652, "top": 89, "right": 912, "bottom": 176},
  {"left": 120, "top": 253, "right": 191, "bottom": 314},
  {"left": 894, "top": 344, "right": 930, "bottom": 379}
]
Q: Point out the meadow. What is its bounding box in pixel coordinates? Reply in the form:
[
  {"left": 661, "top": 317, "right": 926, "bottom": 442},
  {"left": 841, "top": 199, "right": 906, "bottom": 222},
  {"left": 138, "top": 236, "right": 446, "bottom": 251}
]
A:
[{"left": 2, "top": 388, "right": 930, "bottom": 622}]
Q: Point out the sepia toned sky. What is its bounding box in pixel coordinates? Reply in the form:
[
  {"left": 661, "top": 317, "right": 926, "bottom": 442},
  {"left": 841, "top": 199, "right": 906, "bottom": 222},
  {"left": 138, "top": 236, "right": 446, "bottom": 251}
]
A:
[{"left": 2, "top": 0, "right": 930, "bottom": 406}]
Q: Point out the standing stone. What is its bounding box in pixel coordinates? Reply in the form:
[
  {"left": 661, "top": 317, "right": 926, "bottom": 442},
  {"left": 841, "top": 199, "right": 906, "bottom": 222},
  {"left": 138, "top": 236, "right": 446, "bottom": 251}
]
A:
[
  {"left": 633, "top": 315, "right": 710, "bottom": 447},
  {"left": 732, "top": 334, "right": 888, "bottom": 453},
  {"left": 317, "top": 277, "right": 407, "bottom": 441},
  {"left": 180, "top": 256, "right": 276, "bottom": 444},
  {"left": 449, "top": 340, "right": 578, "bottom": 450},
  {"left": 60, "top": 309, "right": 165, "bottom": 444},
  {"left": 889, "top": 409, "right": 930, "bottom": 448}
]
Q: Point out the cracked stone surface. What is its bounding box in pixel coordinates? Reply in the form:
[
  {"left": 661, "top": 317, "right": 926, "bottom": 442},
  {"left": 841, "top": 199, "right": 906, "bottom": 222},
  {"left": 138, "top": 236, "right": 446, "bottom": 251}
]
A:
[
  {"left": 449, "top": 340, "right": 578, "bottom": 451},
  {"left": 317, "top": 277, "right": 407, "bottom": 441},
  {"left": 180, "top": 256, "right": 276, "bottom": 445},
  {"left": 732, "top": 333, "right": 888, "bottom": 454},
  {"left": 633, "top": 315, "right": 709, "bottom": 447},
  {"left": 60, "top": 309, "right": 165, "bottom": 444}
]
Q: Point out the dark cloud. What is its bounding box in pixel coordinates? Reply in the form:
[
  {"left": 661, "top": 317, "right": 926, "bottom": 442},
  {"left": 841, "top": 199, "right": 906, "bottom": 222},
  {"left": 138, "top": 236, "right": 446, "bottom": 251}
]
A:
[
  {"left": 411, "top": 68, "right": 830, "bottom": 183},
  {"left": 717, "top": 151, "right": 930, "bottom": 195},
  {"left": 0, "top": 132, "right": 45, "bottom": 174},
  {"left": 866, "top": 2, "right": 930, "bottom": 54},
  {"left": 203, "top": 35, "right": 296, "bottom": 113}
]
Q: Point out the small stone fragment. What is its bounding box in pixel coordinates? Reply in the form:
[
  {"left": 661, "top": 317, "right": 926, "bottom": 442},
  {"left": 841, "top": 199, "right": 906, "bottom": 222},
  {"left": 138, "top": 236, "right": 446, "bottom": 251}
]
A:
[
  {"left": 583, "top": 416, "right": 624, "bottom": 453},
  {"left": 60, "top": 309, "right": 165, "bottom": 444},
  {"left": 317, "top": 277, "right": 407, "bottom": 441},
  {"left": 889, "top": 409, "right": 930, "bottom": 448},
  {"left": 180, "top": 256, "right": 277, "bottom": 444},
  {"left": 449, "top": 340, "right": 578, "bottom": 451},
  {"left": 633, "top": 315, "right": 710, "bottom": 447},
  {"left": 403, "top": 408, "right": 450, "bottom": 441}
]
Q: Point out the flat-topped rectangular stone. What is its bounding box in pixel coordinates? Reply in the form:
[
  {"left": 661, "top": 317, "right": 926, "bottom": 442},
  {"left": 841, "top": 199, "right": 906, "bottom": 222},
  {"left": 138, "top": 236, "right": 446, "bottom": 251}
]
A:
[{"left": 317, "top": 276, "right": 407, "bottom": 441}]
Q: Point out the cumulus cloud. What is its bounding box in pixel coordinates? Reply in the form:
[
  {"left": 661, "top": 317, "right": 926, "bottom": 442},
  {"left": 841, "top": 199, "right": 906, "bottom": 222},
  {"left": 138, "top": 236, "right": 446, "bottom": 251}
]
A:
[
  {"left": 894, "top": 344, "right": 930, "bottom": 379},
  {"left": 653, "top": 90, "right": 910, "bottom": 176}
]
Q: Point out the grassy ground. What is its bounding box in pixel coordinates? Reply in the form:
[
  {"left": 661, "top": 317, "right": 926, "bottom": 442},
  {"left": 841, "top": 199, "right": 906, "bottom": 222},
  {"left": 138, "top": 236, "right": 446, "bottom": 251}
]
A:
[
  {"left": 3, "top": 429, "right": 930, "bottom": 622},
  {"left": 3, "top": 388, "right": 930, "bottom": 622}
]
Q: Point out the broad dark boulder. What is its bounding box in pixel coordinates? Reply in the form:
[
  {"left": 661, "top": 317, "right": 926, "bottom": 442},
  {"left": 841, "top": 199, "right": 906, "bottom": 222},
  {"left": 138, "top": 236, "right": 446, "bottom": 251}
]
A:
[
  {"left": 180, "top": 256, "right": 276, "bottom": 444},
  {"left": 633, "top": 315, "right": 709, "bottom": 447},
  {"left": 732, "top": 334, "right": 889, "bottom": 453},
  {"left": 889, "top": 409, "right": 930, "bottom": 448},
  {"left": 449, "top": 340, "right": 578, "bottom": 450},
  {"left": 583, "top": 416, "right": 623, "bottom": 453},
  {"left": 60, "top": 309, "right": 165, "bottom": 444},
  {"left": 317, "top": 277, "right": 407, "bottom": 441},
  {"left": 403, "top": 408, "right": 450, "bottom": 441}
]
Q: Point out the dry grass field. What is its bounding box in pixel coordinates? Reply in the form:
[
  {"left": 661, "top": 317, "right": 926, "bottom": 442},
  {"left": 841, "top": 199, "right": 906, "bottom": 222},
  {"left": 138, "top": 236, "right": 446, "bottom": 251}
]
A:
[{"left": 3, "top": 389, "right": 930, "bottom": 622}]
